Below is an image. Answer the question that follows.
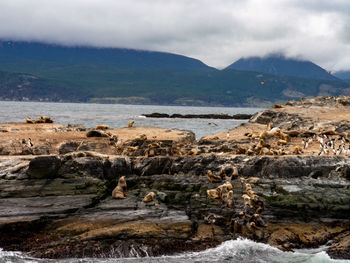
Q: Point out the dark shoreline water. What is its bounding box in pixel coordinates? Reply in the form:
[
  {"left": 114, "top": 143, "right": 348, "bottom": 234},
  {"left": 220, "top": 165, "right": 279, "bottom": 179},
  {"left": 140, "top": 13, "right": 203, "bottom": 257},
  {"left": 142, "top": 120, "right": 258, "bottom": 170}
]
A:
[{"left": 0, "top": 101, "right": 263, "bottom": 138}]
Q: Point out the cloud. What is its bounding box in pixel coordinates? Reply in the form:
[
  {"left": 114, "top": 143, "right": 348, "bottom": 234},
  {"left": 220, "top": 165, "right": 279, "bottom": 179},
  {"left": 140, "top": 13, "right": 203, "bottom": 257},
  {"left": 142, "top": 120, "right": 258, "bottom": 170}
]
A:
[{"left": 0, "top": 0, "right": 349, "bottom": 70}]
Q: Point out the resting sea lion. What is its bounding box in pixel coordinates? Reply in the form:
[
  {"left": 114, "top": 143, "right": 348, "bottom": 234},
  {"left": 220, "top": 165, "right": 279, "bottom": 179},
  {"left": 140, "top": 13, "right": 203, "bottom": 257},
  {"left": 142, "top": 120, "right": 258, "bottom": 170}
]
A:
[
  {"left": 207, "top": 170, "right": 222, "bottom": 183},
  {"left": 112, "top": 176, "right": 127, "bottom": 199},
  {"left": 143, "top": 192, "right": 155, "bottom": 203},
  {"left": 207, "top": 188, "right": 220, "bottom": 199}
]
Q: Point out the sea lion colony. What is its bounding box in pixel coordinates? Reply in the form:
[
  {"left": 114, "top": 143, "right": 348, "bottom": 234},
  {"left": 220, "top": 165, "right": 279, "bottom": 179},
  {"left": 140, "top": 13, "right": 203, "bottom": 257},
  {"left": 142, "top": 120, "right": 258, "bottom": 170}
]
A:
[
  {"left": 205, "top": 167, "right": 266, "bottom": 239},
  {"left": 112, "top": 165, "right": 266, "bottom": 238}
]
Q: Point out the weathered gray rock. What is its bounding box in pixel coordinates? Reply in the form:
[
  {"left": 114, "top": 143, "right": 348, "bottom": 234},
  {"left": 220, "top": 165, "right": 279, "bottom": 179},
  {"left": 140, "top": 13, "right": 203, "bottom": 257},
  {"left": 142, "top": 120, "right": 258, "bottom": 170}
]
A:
[
  {"left": 58, "top": 141, "right": 79, "bottom": 154},
  {"left": 76, "top": 141, "right": 112, "bottom": 154},
  {"left": 1, "top": 153, "right": 350, "bottom": 259},
  {"left": 26, "top": 155, "right": 61, "bottom": 179}
]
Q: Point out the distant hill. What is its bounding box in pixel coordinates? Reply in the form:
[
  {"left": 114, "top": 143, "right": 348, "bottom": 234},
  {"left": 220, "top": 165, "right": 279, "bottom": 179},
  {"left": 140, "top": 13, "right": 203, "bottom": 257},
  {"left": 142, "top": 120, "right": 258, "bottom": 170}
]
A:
[
  {"left": 333, "top": 71, "right": 350, "bottom": 82},
  {"left": 0, "top": 70, "right": 86, "bottom": 102},
  {"left": 0, "top": 41, "right": 350, "bottom": 107},
  {"left": 0, "top": 41, "right": 214, "bottom": 72},
  {"left": 226, "top": 54, "right": 339, "bottom": 81}
]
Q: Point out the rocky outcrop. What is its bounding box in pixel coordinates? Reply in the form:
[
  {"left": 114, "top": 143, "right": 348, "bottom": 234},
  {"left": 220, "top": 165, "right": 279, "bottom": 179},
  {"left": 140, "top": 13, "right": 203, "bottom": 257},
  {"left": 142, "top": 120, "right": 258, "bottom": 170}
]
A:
[
  {"left": 0, "top": 153, "right": 349, "bottom": 258},
  {"left": 2, "top": 96, "right": 350, "bottom": 259},
  {"left": 143, "top": 113, "right": 252, "bottom": 119}
]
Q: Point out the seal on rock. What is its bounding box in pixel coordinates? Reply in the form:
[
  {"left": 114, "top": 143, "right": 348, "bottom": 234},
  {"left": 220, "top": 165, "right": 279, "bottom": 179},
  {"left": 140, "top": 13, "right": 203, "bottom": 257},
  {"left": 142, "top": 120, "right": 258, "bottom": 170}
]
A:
[
  {"left": 143, "top": 192, "right": 155, "bottom": 203},
  {"left": 112, "top": 176, "right": 127, "bottom": 199},
  {"left": 127, "top": 121, "right": 135, "bottom": 128},
  {"left": 207, "top": 170, "right": 222, "bottom": 183}
]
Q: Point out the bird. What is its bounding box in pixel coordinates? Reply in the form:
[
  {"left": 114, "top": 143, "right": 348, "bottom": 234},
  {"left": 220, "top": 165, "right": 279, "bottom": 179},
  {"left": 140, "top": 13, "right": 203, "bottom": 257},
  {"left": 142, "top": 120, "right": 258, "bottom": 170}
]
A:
[
  {"left": 336, "top": 145, "right": 342, "bottom": 155},
  {"left": 27, "top": 138, "right": 33, "bottom": 147},
  {"left": 21, "top": 139, "right": 26, "bottom": 144},
  {"left": 302, "top": 139, "right": 308, "bottom": 149},
  {"left": 317, "top": 136, "right": 324, "bottom": 146}
]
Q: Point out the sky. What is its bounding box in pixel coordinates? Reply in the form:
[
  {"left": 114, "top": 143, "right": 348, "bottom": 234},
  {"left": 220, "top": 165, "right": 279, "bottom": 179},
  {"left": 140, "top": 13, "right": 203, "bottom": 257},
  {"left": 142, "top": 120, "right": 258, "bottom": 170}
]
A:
[{"left": 0, "top": 0, "right": 349, "bottom": 70}]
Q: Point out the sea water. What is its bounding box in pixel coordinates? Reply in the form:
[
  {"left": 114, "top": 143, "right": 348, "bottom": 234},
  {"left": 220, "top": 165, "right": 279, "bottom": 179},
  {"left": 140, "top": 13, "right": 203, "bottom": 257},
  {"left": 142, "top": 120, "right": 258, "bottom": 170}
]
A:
[
  {"left": 0, "top": 239, "right": 348, "bottom": 263},
  {"left": 0, "top": 101, "right": 263, "bottom": 139}
]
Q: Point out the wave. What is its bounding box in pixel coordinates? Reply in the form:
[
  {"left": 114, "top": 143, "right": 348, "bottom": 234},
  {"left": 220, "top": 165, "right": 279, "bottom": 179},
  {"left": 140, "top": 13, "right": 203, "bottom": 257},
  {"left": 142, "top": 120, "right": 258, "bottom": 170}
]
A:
[{"left": 1, "top": 239, "right": 349, "bottom": 263}]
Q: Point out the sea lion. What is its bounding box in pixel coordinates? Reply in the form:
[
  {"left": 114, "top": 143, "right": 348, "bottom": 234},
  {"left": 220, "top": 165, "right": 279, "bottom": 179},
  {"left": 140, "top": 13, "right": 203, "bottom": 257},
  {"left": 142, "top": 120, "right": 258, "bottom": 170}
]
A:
[
  {"left": 207, "top": 188, "right": 220, "bottom": 199},
  {"left": 232, "top": 166, "right": 239, "bottom": 178},
  {"left": 245, "top": 183, "right": 252, "bottom": 192},
  {"left": 96, "top": 125, "right": 109, "bottom": 130},
  {"left": 207, "top": 170, "right": 222, "bottom": 183},
  {"left": 217, "top": 168, "right": 227, "bottom": 179},
  {"left": 217, "top": 181, "right": 233, "bottom": 198},
  {"left": 135, "top": 134, "right": 147, "bottom": 140},
  {"left": 143, "top": 192, "right": 155, "bottom": 203},
  {"left": 242, "top": 194, "right": 251, "bottom": 207},
  {"left": 34, "top": 116, "right": 53, "bottom": 123},
  {"left": 249, "top": 222, "right": 264, "bottom": 240},
  {"left": 127, "top": 121, "right": 135, "bottom": 128},
  {"left": 187, "top": 148, "right": 199, "bottom": 155},
  {"left": 293, "top": 146, "right": 302, "bottom": 154},
  {"left": 112, "top": 176, "right": 127, "bottom": 199},
  {"left": 233, "top": 212, "right": 245, "bottom": 234},
  {"left": 252, "top": 213, "right": 267, "bottom": 227},
  {"left": 222, "top": 190, "right": 234, "bottom": 209},
  {"left": 247, "top": 189, "right": 256, "bottom": 198},
  {"left": 247, "top": 177, "right": 260, "bottom": 184},
  {"left": 223, "top": 181, "right": 233, "bottom": 191},
  {"left": 261, "top": 147, "right": 273, "bottom": 155},
  {"left": 25, "top": 116, "right": 35, "bottom": 124},
  {"left": 277, "top": 139, "right": 288, "bottom": 146}
]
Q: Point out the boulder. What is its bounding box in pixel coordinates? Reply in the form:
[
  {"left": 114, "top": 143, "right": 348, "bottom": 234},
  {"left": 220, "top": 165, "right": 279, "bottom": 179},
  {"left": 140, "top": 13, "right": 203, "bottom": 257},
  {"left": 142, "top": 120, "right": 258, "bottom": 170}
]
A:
[
  {"left": 58, "top": 141, "right": 79, "bottom": 154},
  {"left": 26, "top": 155, "right": 61, "bottom": 179}
]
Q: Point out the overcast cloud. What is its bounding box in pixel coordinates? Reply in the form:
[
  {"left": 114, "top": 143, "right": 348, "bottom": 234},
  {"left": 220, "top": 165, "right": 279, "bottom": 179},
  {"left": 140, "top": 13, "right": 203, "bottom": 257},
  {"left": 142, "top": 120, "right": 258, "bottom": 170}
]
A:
[{"left": 0, "top": 0, "right": 349, "bottom": 70}]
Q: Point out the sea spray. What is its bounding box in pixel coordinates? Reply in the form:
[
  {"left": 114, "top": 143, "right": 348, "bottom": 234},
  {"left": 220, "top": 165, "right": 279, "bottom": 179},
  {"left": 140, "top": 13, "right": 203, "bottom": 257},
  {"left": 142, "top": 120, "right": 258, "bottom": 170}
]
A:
[{"left": 1, "top": 239, "right": 349, "bottom": 263}]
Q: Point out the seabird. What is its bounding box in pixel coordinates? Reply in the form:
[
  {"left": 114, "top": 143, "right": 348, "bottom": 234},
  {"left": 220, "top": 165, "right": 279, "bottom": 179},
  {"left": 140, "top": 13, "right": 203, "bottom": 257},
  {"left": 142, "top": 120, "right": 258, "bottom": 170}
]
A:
[
  {"left": 336, "top": 145, "right": 342, "bottom": 155},
  {"left": 302, "top": 139, "right": 306, "bottom": 149},
  {"left": 317, "top": 136, "right": 324, "bottom": 145},
  {"left": 27, "top": 138, "right": 33, "bottom": 147}
]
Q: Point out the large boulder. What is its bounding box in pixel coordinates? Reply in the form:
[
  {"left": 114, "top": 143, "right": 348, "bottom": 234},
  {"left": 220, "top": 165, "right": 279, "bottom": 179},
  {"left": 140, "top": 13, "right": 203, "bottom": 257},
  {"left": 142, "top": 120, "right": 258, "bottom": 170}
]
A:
[
  {"left": 27, "top": 155, "right": 61, "bottom": 179},
  {"left": 58, "top": 141, "right": 79, "bottom": 154}
]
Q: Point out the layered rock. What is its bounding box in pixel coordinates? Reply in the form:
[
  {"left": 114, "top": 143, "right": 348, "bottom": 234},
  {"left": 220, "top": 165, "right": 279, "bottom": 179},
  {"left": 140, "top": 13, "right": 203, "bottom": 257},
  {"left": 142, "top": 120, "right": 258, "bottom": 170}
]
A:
[{"left": 0, "top": 153, "right": 349, "bottom": 258}]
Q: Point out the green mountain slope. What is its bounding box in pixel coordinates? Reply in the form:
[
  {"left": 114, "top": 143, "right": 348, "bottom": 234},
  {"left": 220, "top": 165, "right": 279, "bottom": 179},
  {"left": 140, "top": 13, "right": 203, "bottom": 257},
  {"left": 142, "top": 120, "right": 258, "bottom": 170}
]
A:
[
  {"left": 0, "top": 41, "right": 350, "bottom": 106},
  {"left": 0, "top": 71, "right": 86, "bottom": 102}
]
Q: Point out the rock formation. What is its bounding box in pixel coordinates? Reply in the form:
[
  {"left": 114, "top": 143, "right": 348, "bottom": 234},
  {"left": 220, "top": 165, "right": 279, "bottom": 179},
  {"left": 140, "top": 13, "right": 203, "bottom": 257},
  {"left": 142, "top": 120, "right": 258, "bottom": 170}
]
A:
[{"left": 0, "top": 96, "right": 350, "bottom": 259}]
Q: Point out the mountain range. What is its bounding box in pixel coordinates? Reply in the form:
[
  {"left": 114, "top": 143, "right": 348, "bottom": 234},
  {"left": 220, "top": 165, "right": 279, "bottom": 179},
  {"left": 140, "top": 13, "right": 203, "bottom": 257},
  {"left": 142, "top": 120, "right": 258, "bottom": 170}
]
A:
[
  {"left": 226, "top": 54, "right": 338, "bottom": 81},
  {"left": 0, "top": 41, "right": 349, "bottom": 107},
  {"left": 333, "top": 71, "right": 350, "bottom": 83}
]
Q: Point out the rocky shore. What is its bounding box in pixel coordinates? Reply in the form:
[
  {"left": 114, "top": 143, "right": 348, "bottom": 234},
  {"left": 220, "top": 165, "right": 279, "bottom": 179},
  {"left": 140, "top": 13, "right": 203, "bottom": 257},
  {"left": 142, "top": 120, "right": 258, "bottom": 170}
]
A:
[
  {"left": 142, "top": 113, "right": 252, "bottom": 119},
  {"left": 1, "top": 96, "right": 350, "bottom": 259}
]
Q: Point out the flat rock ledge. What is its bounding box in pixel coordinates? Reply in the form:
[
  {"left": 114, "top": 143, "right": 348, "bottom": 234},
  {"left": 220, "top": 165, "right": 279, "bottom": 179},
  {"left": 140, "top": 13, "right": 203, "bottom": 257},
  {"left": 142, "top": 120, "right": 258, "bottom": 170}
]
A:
[{"left": 0, "top": 154, "right": 349, "bottom": 259}]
